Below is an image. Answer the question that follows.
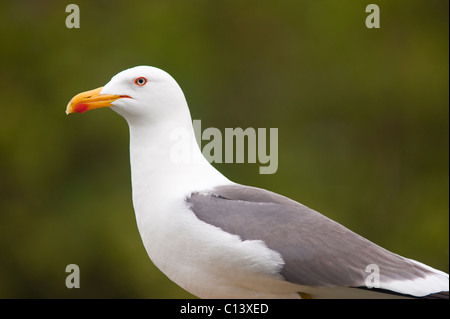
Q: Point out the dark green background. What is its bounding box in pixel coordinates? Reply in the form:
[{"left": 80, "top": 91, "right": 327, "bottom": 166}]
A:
[{"left": 0, "top": 1, "right": 448, "bottom": 298}]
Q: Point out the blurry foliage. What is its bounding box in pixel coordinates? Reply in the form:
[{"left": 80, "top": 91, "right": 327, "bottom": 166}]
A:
[{"left": 0, "top": 1, "right": 448, "bottom": 298}]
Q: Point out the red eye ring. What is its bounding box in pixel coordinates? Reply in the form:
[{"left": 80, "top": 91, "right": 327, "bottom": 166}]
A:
[{"left": 134, "top": 77, "right": 147, "bottom": 86}]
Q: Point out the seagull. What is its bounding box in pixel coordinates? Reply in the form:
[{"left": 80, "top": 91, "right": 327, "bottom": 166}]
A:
[{"left": 66, "top": 66, "right": 449, "bottom": 299}]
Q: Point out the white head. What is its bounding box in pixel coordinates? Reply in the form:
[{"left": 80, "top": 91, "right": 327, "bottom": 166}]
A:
[{"left": 66, "top": 66, "right": 192, "bottom": 126}]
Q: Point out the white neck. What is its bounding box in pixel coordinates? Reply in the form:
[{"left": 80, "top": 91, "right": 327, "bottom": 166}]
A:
[{"left": 126, "top": 115, "right": 231, "bottom": 219}]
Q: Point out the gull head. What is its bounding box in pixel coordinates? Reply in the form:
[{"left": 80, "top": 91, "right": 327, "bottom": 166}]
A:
[{"left": 66, "top": 66, "right": 190, "bottom": 124}]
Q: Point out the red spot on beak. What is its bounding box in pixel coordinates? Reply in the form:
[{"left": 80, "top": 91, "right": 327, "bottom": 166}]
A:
[{"left": 74, "top": 103, "right": 89, "bottom": 113}]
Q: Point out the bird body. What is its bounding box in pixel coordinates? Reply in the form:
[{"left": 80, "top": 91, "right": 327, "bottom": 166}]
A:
[{"left": 66, "top": 66, "right": 449, "bottom": 298}]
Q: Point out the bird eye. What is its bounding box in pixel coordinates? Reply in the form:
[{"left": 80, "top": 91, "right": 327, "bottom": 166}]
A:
[{"left": 134, "top": 77, "right": 147, "bottom": 86}]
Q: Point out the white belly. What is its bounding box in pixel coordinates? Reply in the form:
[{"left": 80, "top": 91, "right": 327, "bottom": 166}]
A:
[{"left": 135, "top": 199, "right": 300, "bottom": 298}]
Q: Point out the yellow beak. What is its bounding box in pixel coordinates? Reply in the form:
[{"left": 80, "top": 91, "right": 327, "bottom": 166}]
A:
[{"left": 65, "top": 87, "right": 129, "bottom": 114}]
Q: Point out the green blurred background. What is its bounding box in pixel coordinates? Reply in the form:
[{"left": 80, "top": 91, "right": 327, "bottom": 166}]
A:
[{"left": 0, "top": 1, "right": 448, "bottom": 298}]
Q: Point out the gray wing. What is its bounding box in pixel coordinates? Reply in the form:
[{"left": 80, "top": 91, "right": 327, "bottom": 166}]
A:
[{"left": 186, "top": 184, "right": 433, "bottom": 289}]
